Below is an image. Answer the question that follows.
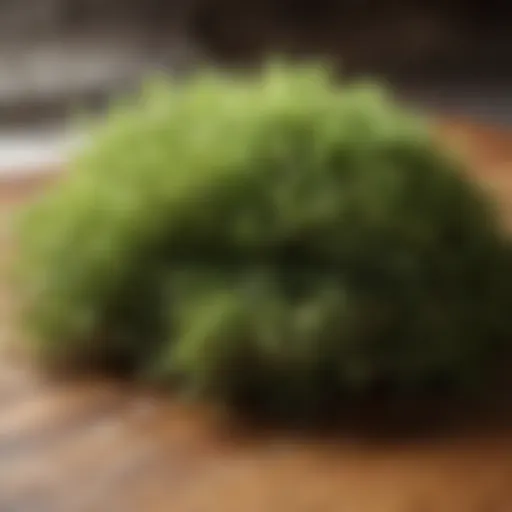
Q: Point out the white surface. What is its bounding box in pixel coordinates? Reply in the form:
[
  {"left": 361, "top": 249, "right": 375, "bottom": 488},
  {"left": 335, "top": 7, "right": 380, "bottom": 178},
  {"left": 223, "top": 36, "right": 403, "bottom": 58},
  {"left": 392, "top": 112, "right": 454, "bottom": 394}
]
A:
[{"left": 0, "top": 127, "right": 80, "bottom": 177}]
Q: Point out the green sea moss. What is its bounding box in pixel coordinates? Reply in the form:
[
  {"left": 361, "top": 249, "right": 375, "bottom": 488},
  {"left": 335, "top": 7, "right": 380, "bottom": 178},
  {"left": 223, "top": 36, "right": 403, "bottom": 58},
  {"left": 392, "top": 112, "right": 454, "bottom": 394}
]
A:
[{"left": 18, "top": 62, "right": 512, "bottom": 420}]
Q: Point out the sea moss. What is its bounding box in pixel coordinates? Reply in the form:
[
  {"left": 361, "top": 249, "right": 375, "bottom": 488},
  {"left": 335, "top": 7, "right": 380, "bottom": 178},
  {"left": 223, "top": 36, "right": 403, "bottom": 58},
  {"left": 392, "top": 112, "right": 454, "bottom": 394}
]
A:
[{"left": 18, "top": 62, "right": 512, "bottom": 420}]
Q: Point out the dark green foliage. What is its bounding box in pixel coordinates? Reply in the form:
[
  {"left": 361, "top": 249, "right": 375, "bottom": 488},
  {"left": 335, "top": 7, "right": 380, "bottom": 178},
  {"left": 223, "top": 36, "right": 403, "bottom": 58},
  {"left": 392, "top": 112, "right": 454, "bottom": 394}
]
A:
[{"left": 18, "top": 62, "right": 512, "bottom": 419}]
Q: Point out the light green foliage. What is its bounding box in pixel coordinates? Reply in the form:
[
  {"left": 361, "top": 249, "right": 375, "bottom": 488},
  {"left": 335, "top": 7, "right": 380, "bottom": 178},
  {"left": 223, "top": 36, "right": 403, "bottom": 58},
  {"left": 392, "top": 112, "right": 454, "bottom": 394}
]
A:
[{"left": 18, "top": 61, "right": 512, "bottom": 419}]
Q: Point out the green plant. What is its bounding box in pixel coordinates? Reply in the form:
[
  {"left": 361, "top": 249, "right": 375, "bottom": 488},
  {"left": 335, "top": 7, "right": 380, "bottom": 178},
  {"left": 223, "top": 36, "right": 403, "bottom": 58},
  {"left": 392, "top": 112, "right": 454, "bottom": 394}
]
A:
[{"left": 18, "top": 61, "right": 512, "bottom": 420}]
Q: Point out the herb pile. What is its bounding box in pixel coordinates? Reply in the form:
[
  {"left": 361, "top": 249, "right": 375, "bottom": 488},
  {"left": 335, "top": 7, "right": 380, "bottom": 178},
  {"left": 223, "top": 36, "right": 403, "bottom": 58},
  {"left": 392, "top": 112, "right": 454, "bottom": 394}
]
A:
[{"left": 19, "top": 62, "right": 512, "bottom": 420}]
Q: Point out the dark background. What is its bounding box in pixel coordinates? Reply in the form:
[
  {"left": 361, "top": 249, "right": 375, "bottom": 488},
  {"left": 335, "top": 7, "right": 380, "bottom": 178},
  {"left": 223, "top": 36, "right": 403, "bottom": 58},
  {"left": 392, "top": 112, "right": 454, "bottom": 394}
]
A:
[{"left": 0, "top": 0, "right": 510, "bottom": 124}]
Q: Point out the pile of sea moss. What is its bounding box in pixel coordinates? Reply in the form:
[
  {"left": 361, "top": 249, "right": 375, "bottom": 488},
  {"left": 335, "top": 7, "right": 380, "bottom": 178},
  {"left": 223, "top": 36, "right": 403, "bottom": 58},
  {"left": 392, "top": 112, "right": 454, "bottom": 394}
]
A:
[{"left": 18, "top": 62, "right": 512, "bottom": 420}]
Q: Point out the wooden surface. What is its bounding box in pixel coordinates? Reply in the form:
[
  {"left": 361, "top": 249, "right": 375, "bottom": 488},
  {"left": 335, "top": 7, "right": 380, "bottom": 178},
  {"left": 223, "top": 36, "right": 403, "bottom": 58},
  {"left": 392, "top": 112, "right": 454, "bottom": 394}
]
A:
[{"left": 1, "top": 119, "right": 512, "bottom": 512}]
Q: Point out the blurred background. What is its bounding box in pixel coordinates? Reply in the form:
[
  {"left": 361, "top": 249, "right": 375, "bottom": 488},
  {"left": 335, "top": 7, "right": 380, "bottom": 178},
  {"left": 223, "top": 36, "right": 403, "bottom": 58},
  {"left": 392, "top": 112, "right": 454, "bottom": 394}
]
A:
[
  {"left": 0, "top": 5, "right": 512, "bottom": 511},
  {"left": 0, "top": 0, "right": 510, "bottom": 174}
]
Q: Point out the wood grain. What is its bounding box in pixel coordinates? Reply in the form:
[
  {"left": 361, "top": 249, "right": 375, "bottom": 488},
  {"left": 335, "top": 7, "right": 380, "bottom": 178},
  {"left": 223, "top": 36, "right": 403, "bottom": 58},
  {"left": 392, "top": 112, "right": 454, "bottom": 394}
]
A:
[{"left": 1, "top": 119, "right": 512, "bottom": 512}]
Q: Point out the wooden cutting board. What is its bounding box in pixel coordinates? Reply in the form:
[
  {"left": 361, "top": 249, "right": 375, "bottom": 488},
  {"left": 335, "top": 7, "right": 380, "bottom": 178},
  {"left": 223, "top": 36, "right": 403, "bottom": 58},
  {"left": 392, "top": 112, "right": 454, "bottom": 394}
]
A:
[{"left": 1, "top": 119, "right": 512, "bottom": 512}]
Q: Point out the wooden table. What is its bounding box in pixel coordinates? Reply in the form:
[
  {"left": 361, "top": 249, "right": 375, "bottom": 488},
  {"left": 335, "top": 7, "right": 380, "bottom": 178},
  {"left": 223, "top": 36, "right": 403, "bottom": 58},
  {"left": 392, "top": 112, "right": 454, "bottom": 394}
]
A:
[{"left": 1, "top": 119, "right": 512, "bottom": 512}]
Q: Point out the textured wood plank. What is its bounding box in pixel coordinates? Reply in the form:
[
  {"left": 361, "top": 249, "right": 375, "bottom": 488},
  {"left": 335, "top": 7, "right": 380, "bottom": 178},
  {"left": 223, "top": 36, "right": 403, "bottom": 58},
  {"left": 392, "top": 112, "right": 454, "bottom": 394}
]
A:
[{"left": 1, "top": 119, "right": 512, "bottom": 512}]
